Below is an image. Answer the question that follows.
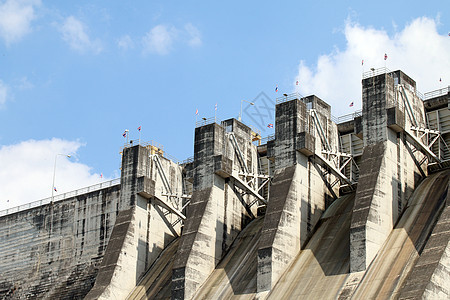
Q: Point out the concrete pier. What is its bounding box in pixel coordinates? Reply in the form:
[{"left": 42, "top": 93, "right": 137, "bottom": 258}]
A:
[
  {"left": 172, "top": 119, "right": 260, "bottom": 299},
  {"left": 257, "top": 96, "right": 338, "bottom": 294},
  {"left": 0, "top": 69, "right": 449, "bottom": 300}
]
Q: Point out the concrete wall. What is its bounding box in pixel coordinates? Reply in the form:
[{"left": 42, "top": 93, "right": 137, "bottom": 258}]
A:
[
  {"left": 257, "top": 97, "right": 338, "bottom": 295},
  {"left": 173, "top": 119, "right": 259, "bottom": 299},
  {"left": 87, "top": 145, "right": 184, "bottom": 300},
  {"left": 350, "top": 71, "right": 427, "bottom": 272},
  {"left": 0, "top": 185, "right": 121, "bottom": 299}
]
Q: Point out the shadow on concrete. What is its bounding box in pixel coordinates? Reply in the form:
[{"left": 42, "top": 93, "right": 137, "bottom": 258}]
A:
[
  {"left": 191, "top": 217, "right": 263, "bottom": 299},
  {"left": 308, "top": 193, "right": 355, "bottom": 276}
]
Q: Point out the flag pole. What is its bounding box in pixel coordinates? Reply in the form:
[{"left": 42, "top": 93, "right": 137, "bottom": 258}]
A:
[{"left": 139, "top": 128, "right": 141, "bottom": 145}]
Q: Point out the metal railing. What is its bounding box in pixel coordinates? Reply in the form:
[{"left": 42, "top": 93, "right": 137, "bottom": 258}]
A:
[
  {"left": 424, "top": 86, "right": 449, "bottom": 100},
  {"left": 181, "top": 156, "right": 194, "bottom": 164},
  {"left": 121, "top": 140, "right": 181, "bottom": 164},
  {"left": 276, "top": 92, "right": 304, "bottom": 104},
  {"left": 362, "top": 67, "right": 392, "bottom": 79},
  {"left": 249, "top": 125, "right": 262, "bottom": 137},
  {"left": 260, "top": 134, "right": 275, "bottom": 145},
  {"left": 333, "top": 109, "right": 363, "bottom": 124},
  {"left": 0, "top": 178, "right": 121, "bottom": 217},
  {"left": 195, "top": 116, "right": 221, "bottom": 128}
]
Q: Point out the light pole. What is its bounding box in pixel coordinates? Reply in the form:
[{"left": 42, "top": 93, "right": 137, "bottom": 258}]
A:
[
  {"left": 239, "top": 100, "right": 254, "bottom": 121},
  {"left": 52, "top": 154, "right": 71, "bottom": 202}
]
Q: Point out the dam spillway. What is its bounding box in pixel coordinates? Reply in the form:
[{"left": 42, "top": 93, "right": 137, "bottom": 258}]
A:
[{"left": 0, "top": 69, "right": 449, "bottom": 299}]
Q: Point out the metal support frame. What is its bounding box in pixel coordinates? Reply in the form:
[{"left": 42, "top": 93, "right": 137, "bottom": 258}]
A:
[
  {"left": 227, "top": 133, "right": 269, "bottom": 206},
  {"left": 310, "top": 109, "right": 355, "bottom": 185},
  {"left": 310, "top": 109, "right": 331, "bottom": 151},
  {"left": 404, "top": 130, "right": 441, "bottom": 163},
  {"left": 149, "top": 154, "right": 192, "bottom": 228},
  {"left": 399, "top": 85, "right": 418, "bottom": 127},
  {"left": 398, "top": 84, "right": 448, "bottom": 166}
]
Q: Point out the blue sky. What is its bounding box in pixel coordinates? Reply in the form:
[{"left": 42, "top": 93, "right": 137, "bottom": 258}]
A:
[{"left": 0, "top": 0, "right": 449, "bottom": 209}]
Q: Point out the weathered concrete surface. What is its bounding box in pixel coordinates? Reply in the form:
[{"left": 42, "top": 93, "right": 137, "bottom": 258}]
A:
[
  {"left": 192, "top": 217, "right": 264, "bottom": 299},
  {"left": 257, "top": 165, "right": 300, "bottom": 293},
  {"left": 257, "top": 96, "right": 338, "bottom": 295},
  {"left": 398, "top": 174, "right": 450, "bottom": 299},
  {"left": 0, "top": 185, "right": 121, "bottom": 299},
  {"left": 173, "top": 119, "right": 259, "bottom": 300},
  {"left": 86, "top": 145, "right": 183, "bottom": 300},
  {"left": 265, "top": 193, "right": 355, "bottom": 299},
  {"left": 350, "top": 170, "right": 449, "bottom": 299},
  {"left": 351, "top": 70, "right": 426, "bottom": 273},
  {"left": 127, "top": 238, "right": 180, "bottom": 300}
]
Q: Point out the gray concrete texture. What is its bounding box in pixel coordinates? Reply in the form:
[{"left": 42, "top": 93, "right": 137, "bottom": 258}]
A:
[{"left": 0, "top": 69, "right": 449, "bottom": 300}]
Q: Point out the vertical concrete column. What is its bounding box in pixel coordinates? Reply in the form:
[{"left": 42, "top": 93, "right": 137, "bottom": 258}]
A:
[
  {"left": 257, "top": 97, "right": 334, "bottom": 296},
  {"left": 350, "top": 71, "right": 426, "bottom": 272},
  {"left": 88, "top": 145, "right": 181, "bottom": 299},
  {"left": 173, "top": 120, "right": 258, "bottom": 300}
]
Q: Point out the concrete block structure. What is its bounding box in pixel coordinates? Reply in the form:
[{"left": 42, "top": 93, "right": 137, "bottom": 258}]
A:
[{"left": 0, "top": 68, "right": 449, "bottom": 300}]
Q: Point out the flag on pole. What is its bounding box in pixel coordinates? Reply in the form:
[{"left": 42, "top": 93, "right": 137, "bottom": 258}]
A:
[
  {"left": 138, "top": 126, "right": 141, "bottom": 132},
  {"left": 275, "top": 85, "right": 278, "bottom": 92},
  {"left": 267, "top": 123, "right": 274, "bottom": 128},
  {"left": 54, "top": 187, "right": 57, "bottom": 192},
  {"left": 100, "top": 173, "right": 103, "bottom": 178},
  {"left": 384, "top": 53, "right": 388, "bottom": 60},
  {"left": 361, "top": 59, "right": 364, "bottom": 65},
  {"left": 440, "top": 78, "right": 442, "bottom": 82},
  {"left": 123, "top": 131, "right": 127, "bottom": 138},
  {"left": 195, "top": 109, "right": 198, "bottom": 115},
  {"left": 296, "top": 80, "right": 299, "bottom": 86},
  {"left": 349, "top": 102, "right": 354, "bottom": 107}
]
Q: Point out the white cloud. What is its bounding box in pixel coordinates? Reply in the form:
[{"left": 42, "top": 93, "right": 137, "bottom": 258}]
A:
[
  {"left": 295, "top": 17, "right": 450, "bottom": 117},
  {"left": 0, "top": 0, "right": 40, "bottom": 45},
  {"left": 142, "top": 24, "right": 177, "bottom": 55},
  {"left": 0, "top": 79, "right": 8, "bottom": 106},
  {"left": 117, "top": 34, "right": 134, "bottom": 50},
  {"left": 60, "top": 16, "right": 102, "bottom": 54},
  {"left": 15, "top": 76, "right": 33, "bottom": 90},
  {"left": 185, "top": 23, "right": 202, "bottom": 47},
  {"left": 0, "top": 138, "right": 111, "bottom": 210}
]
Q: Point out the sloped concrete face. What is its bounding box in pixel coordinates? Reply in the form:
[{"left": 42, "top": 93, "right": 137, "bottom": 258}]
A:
[
  {"left": 350, "top": 71, "right": 428, "bottom": 272},
  {"left": 87, "top": 145, "right": 184, "bottom": 300},
  {"left": 173, "top": 119, "right": 260, "bottom": 299},
  {"left": 257, "top": 97, "right": 337, "bottom": 295}
]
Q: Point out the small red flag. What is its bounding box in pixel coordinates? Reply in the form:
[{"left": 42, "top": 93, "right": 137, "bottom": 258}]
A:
[{"left": 384, "top": 53, "right": 388, "bottom": 60}]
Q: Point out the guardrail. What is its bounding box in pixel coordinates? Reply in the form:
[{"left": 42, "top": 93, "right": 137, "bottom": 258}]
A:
[
  {"left": 260, "top": 134, "right": 275, "bottom": 145},
  {"left": 362, "top": 67, "right": 392, "bottom": 79},
  {"left": 195, "top": 116, "right": 220, "bottom": 128},
  {"left": 0, "top": 178, "right": 121, "bottom": 217},
  {"left": 121, "top": 140, "right": 181, "bottom": 164},
  {"left": 181, "top": 156, "right": 194, "bottom": 164},
  {"left": 331, "top": 109, "right": 363, "bottom": 124},
  {"left": 276, "top": 92, "right": 304, "bottom": 104},
  {"left": 424, "top": 86, "right": 449, "bottom": 100}
]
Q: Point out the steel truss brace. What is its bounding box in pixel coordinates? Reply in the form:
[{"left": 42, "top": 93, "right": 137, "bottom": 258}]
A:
[
  {"left": 404, "top": 130, "right": 441, "bottom": 163},
  {"left": 150, "top": 154, "right": 191, "bottom": 224},
  {"left": 231, "top": 171, "right": 267, "bottom": 205},
  {"left": 228, "top": 133, "right": 270, "bottom": 206}
]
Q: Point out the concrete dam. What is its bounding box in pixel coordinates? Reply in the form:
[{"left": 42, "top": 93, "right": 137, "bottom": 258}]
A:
[{"left": 0, "top": 68, "right": 449, "bottom": 299}]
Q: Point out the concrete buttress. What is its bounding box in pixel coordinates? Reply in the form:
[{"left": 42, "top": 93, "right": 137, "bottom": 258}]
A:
[
  {"left": 172, "top": 119, "right": 260, "bottom": 300},
  {"left": 350, "top": 71, "right": 427, "bottom": 272},
  {"left": 257, "top": 97, "right": 337, "bottom": 296}
]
